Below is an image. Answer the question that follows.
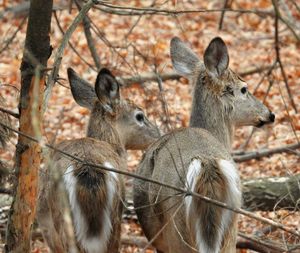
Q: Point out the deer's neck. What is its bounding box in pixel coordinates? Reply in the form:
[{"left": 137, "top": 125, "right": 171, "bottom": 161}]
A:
[
  {"left": 87, "top": 106, "right": 125, "bottom": 156},
  {"left": 189, "top": 78, "right": 233, "bottom": 151}
]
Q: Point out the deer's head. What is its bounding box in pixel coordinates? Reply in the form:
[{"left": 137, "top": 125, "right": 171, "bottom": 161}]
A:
[
  {"left": 170, "top": 37, "right": 275, "bottom": 129},
  {"left": 67, "top": 68, "right": 160, "bottom": 150}
]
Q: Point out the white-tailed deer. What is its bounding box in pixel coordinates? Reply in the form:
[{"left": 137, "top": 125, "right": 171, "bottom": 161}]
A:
[
  {"left": 134, "top": 37, "right": 275, "bottom": 253},
  {"left": 37, "top": 68, "right": 160, "bottom": 253}
]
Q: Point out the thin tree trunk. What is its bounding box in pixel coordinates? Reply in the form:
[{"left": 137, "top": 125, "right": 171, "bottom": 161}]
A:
[{"left": 5, "top": 0, "right": 53, "bottom": 252}]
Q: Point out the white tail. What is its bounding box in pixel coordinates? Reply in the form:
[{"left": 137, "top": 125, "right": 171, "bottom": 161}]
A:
[
  {"left": 37, "top": 68, "right": 160, "bottom": 253},
  {"left": 134, "top": 37, "right": 275, "bottom": 253}
]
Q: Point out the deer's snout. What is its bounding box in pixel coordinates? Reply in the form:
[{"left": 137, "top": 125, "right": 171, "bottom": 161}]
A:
[
  {"left": 257, "top": 111, "right": 275, "bottom": 127},
  {"left": 269, "top": 112, "right": 275, "bottom": 123}
]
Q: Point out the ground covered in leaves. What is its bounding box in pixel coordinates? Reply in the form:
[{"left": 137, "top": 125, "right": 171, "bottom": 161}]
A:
[{"left": 0, "top": 0, "right": 299, "bottom": 252}]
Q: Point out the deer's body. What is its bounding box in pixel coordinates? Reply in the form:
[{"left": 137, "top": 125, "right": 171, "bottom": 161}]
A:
[
  {"left": 37, "top": 68, "right": 159, "bottom": 253},
  {"left": 134, "top": 37, "right": 274, "bottom": 253}
]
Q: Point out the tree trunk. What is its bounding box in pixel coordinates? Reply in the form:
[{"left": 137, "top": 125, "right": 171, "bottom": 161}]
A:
[
  {"left": 242, "top": 173, "right": 300, "bottom": 211},
  {"left": 5, "top": 0, "right": 53, "bottom": 252}
]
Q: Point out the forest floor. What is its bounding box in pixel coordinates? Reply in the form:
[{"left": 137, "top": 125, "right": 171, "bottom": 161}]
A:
[{"left": 0, "top": 0, "right": 300, "bottom": 252}]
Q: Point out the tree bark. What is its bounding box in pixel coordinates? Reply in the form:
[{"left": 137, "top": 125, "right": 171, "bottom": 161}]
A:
[{"left": 5, "top": 0, "right": 53, "bottom": 252}]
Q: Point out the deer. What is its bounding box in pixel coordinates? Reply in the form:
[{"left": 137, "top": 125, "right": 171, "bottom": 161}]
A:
[
  {"left": 37, "top": 67, "right": 160, "bottom": 253},
  {"left": 133, "top": 37, "right": 275, "bottom": 253}
]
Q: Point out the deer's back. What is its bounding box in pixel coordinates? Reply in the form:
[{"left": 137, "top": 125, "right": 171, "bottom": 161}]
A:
[{"left": 138, "top": 127, "right": 230, "bottom": 181}]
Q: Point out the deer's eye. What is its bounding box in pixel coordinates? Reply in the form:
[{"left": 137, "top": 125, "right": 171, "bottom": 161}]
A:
[
  {"left": 135, "top": 112, "right": 144, "bottom": 123},
  {"left": 241, "top": 87, "right": 247, "bottom": 94}
]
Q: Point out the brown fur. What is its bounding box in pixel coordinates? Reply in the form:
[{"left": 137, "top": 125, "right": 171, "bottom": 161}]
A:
[
  {"left": 37, "top": 68, "right": 159, "bottom": 253},
  {"left": 191, "top": 159, "right": 228, "bottom": 252},
  {"left": 134, "top": 37, "right": 274, "bottom": 253}
]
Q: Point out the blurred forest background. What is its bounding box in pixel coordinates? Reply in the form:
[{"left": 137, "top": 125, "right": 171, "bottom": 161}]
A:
[{"left": 0, "top": 0, "right": 299, "bottom": 252}]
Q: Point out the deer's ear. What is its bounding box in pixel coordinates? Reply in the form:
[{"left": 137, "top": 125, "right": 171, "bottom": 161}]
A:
[
  {"left": 67, "top": 68, "right": 97, "bottom": 110},
  {"left": 170, "top": 37, "right": 200, "bottom": 76},
  {"left": 204, "top": 37, "right": 229, "bottom": 78},
  {"left": 94, "top": 68, "right": 120, "bottom": 111}
]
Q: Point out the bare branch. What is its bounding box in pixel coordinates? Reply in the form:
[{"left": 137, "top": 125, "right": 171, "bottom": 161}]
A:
[
  {"left": 118, "top": 64, "right": 275, "bottom": 87},
  {"left": 275, "top": 0, "right": 300, "bottom": 41},
  {"left": 53, "top": 11, "right": 96, "bottom": 71},
  {"left": 94, "top": 1, "right": 273, "bottom": 17},
  {"left": 0, "top": 16, "right": 27, "bottom": 55},
  {"left": 75, "top": 0, "right": 101, "bottom": 69},
  {"left": 44, "top": 0, "right": 96, "bottom": 112}
]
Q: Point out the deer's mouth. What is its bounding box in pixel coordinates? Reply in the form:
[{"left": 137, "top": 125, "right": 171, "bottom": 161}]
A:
[
  {"left": 256, "top": 113, "right": 275, "bottom": 128},
  {"left": 256, "top": 120, "right": 266, "bottom": 128}
]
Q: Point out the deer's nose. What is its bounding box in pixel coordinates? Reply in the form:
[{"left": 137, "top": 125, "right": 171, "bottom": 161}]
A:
[{"left": 269, "top": 112, "right": 275, "bottom": 123}]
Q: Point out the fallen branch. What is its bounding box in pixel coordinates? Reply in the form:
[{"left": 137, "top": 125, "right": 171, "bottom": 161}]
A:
[
  {"left": 243, "top": 173, "right": 300, "bottom": 211},
  {"left": 237, "top": 232, "right": 285, "bottom": 253},
  {"left": 233, "top": 142, "right": 300, "bottom": 162}
]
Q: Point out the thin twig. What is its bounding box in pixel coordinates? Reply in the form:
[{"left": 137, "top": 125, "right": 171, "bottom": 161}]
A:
[
  {"left": 53, "top": 11, "right": 96, "bottom": 71},
  {"left": 155, "top": 69, "right": 172, "bottom": 132},
  {"left": 0, "top": 16, "right": 27, "bottom": 55}
]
